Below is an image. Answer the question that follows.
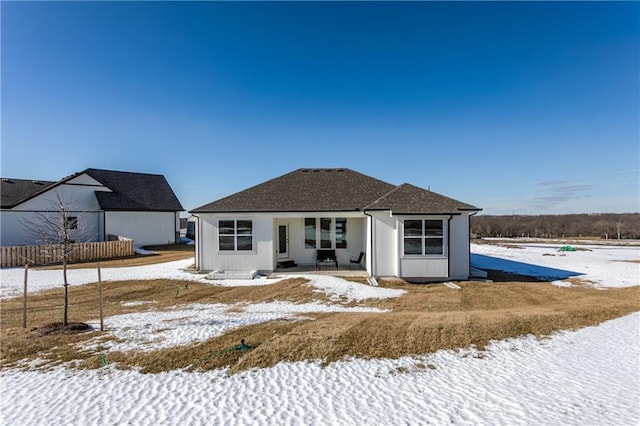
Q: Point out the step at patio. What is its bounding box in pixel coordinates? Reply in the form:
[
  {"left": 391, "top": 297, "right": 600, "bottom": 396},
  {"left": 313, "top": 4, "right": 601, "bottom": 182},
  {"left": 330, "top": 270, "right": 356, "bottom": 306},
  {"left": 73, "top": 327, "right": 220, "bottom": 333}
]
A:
[{"left": 206, "top": 270, "right": 257, "bottom": 280}]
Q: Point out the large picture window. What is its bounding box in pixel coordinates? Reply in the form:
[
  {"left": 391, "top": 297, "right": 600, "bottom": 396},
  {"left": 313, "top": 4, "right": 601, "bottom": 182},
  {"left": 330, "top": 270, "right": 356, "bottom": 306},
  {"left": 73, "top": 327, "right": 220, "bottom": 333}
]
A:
[
  {"left": 403, "top": 219, "right": 443, "bottom": 255},
  {"left": 219, "top": 220, "right": 253, "bottom": 251},
  {"left": 304, "top": 217, "right": 347, "bottom": 249}
]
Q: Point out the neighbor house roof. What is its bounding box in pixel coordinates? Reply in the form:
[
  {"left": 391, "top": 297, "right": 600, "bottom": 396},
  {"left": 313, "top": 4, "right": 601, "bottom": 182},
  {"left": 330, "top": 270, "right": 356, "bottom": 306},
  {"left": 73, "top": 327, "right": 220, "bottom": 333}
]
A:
[
  {"left": 191, "top": 168, "right": 479, "bottom": 214},
  {"left": 1, "top": 169, "right": 183, "bottom": 212},
  {"left": 83, "top": 168, "right": 184, "bottom": 212},
  {"left": 0, "top": 178, "right": 56, "bottom": 208}
]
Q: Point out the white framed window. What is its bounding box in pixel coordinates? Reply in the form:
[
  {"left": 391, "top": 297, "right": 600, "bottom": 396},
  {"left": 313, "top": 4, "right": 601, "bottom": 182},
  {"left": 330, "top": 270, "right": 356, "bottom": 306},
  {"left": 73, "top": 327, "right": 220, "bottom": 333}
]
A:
[
  {"left": 304, "top": 218, "right": 316, "bottom": 249},
  {"left": 320, "top": 218, "right": 332, "bottom": 248},
  {"left": 335, "top": 218, "right": 347, "bottom": 249},
  {"left": 304, "top": 217, "right": 347, "bottom": 249},
  {"left": 403, "top": 219, "right": 444, "bottom": 255},
  {"left": 219, "top": 219, "right": 253, "bottom": 251}
]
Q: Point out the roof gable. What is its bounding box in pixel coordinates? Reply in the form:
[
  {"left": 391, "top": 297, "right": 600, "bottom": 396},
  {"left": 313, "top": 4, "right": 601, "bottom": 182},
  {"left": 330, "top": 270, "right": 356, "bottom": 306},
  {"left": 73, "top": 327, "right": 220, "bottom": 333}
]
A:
[
  {"left": 1, "top": 169, "right": 183, "bottom": 212},
  {"left": 0, "top": 178, "right": 56, "bottom": 208},
  {"left": 83, "top": 168, "right": 184, "bottom": 211},
  {"left": 365, "top": 183, "right": 479, "bottom": 214},
  {"left": 192, "top": 168, "right": 396, "bottom": 212}
]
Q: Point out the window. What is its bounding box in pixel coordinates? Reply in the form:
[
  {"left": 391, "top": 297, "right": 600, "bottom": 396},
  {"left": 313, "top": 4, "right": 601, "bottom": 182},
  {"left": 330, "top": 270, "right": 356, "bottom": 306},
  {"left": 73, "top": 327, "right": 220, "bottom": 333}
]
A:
[
  {"left": 403, "top": 219, "right": 443, "bottom": 255},
  {"left": 335, "top": 218, "right": 347, "bottom": 249},
  {"left": 424, "top": 220, "right": 444, "bottom": 255},
  {"left": 219, "top": 220, "right": 253, "bottom": 251},
  {"left": 304, "top": 218, "right": 316, "bottom": 249},
  {"left": 304, "top": 217, "right": 347, "bottom": 249},
  {"left": 65, "top": 216, "right": 78, "bottom": 230},
  {"left": 320, "top": 218, "right": 332, "bottom": 248}
]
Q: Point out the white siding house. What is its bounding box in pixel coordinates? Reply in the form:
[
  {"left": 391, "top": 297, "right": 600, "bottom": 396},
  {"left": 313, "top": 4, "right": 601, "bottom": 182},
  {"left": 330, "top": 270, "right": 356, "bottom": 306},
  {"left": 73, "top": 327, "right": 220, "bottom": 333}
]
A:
[
  {"left": 191, "top": 168, "right": 480, "bottom": 281},
  {"left": 1, "top": 168, "right": 184, "bottom": 247}
]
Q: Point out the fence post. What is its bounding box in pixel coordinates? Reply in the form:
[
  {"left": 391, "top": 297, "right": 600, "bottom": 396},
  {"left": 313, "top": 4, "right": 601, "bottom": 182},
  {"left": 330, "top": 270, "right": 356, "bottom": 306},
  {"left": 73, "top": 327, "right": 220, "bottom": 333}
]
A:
[
  {"left": 23, "top": 262, "right": 28, "bottom": 328},
  {"left": 98, "top": 261, "right": 104, "bottom": 331}
]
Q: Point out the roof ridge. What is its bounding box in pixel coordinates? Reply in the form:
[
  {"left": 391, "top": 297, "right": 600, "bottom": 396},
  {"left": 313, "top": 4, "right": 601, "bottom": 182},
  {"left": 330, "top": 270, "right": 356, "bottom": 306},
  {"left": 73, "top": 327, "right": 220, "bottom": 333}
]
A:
[
  {"left": 84, "top": 168, "right": 165, "bottom": 177},
  {"left": 362, "top": 183, "right": 407, "bottom": 210}
]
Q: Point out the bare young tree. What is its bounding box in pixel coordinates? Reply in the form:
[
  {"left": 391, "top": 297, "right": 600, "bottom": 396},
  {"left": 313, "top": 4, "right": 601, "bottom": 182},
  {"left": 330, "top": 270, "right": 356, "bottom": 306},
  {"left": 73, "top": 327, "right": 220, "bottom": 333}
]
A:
[{"left": 20, "top": 191, "right": 93, "bottom": 326}]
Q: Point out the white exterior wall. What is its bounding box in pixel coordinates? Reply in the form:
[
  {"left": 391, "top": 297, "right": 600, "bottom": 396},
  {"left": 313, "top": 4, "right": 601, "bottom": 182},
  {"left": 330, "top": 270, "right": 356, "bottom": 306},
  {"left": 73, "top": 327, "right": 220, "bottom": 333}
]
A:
[
  {"left": 0, "top": 174, "right": 110, "bottom": 246},
  {"left": 105, "top": 211, "right": 178, "bottom": 246},
  {"left": 0, "top": 210, "right": 102, "bottom": 246},
  {"left": 369, "top": 211, "right": 398, "bottom": 277},
  {"left": 397, "top": 215, "right": 450, "bottom": 280},
  {"left": 193, "top": 209, "right": 472, "bottom": 280},
  {"left": 13, "top": 175, "right": 110, "bottom": 212},
  {"left": 196, "top": 213, "right": 274, "bottom": 273}
]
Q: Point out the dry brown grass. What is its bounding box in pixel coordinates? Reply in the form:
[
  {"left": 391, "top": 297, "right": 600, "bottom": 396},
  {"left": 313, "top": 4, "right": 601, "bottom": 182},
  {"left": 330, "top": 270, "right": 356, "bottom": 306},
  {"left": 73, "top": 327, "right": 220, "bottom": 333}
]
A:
[
  {"left": 2, "top": 276, "right": 638, "bottom": 374},
  {"left": 36, "top": 244, "right": 195, "bottom": 270}
]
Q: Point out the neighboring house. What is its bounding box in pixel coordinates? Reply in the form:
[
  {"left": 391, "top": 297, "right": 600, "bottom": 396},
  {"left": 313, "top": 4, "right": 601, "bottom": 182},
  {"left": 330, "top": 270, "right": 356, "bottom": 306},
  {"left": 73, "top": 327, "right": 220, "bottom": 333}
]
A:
[
  {"left": 1, "top": 168, "right": 184, "bottom": 247},
  {"left": 190, "top": 168, "right": 481, "bottom": 281}
]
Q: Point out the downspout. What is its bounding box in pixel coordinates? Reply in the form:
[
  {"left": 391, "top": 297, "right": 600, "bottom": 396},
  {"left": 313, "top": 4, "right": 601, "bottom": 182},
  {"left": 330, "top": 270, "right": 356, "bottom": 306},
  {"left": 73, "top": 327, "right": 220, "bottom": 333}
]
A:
[
  {"left": 103, "top": 211, "right": 107, "bottom": 241},
  {"left": 363, "top": 211, "right": 375, "bottom": 277},
  {"left": 175, "top": 212, "right": 179, "bottom": 244},
  {"left": 447, "top": 215, "right": 453, "bottom": 279}
]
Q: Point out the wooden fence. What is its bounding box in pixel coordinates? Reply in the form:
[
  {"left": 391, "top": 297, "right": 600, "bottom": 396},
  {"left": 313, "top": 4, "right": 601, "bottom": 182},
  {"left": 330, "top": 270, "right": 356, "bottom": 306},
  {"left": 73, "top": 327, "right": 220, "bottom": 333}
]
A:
[{"left": 0, "top": 238, "right": 135, "bottom": 268}]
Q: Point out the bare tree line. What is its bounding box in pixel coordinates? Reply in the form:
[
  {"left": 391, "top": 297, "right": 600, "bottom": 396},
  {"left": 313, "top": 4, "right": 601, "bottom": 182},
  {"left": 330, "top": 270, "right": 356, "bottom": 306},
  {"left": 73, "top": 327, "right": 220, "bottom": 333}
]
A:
[{"left": 471, "top": 213, "right": 640, "bottom": 240}]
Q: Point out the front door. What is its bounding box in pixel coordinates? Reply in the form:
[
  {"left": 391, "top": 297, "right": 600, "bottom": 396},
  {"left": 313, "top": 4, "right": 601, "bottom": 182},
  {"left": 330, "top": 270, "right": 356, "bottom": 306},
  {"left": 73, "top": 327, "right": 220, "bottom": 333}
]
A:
[{"left": 278, "top": 224, "right": 289, "bottom": 259}]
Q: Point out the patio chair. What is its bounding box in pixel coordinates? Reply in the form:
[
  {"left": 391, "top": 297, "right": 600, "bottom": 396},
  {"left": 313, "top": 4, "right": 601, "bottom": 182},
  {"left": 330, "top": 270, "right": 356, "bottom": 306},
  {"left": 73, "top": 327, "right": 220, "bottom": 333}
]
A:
[{"left": 349, "top": 252, "right": 364, "bottom": 269}]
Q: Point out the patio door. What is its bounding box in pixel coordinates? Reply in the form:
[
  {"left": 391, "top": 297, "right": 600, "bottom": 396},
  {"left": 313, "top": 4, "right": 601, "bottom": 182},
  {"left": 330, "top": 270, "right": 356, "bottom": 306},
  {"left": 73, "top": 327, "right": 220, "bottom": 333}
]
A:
[{"left": 278, "top": 224, "right": 289, "bottom": 259}]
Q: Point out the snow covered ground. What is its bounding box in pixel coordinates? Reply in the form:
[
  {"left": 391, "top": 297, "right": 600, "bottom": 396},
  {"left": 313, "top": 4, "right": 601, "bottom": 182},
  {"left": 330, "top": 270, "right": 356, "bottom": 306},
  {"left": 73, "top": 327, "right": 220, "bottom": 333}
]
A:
[
  {"left": 1, "top": 243, "right": 638, "bottom": 425},
  {"left": 471, "top": 242, "right": 639, "bottom": 288}
]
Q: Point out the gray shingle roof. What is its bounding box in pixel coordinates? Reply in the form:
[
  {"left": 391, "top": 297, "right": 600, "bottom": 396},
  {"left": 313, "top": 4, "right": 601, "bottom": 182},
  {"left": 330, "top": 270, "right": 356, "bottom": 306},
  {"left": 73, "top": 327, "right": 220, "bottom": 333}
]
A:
[
  {"left": 1, "top": 178, "right": 55, "bottom": 208},
  {"left": 191, "top": 168, "right": 479, "bottom": 214},
  {"left": 192, "top": 168, "right": 396, "bottom": 212},
  {"left": 364, "top": 183, "right": 479, "bottom": 214},
  {"left": 84, "top": 168, "right": 184, "bottom": 211},
  {"left": 1, "top": 169, "right": 183, "bottom": 212}
]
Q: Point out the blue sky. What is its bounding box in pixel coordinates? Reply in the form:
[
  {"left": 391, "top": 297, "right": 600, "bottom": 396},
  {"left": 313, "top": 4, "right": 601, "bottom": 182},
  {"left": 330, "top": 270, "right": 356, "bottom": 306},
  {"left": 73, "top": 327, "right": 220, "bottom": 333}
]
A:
[{"left": 2, "top": 1, "right": 638, "bottom": 215}]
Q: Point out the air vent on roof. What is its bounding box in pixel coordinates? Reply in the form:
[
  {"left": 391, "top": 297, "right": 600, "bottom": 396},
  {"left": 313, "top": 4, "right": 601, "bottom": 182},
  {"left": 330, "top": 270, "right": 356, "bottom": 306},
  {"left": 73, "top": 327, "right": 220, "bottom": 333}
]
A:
[
  {"left": 312, "top": 169, "right": 320, "bottom": 172},
  {"left": 32, "top": 180, "right": 43, "bottom": 185},
  {"left": 2, "top": 178, "right": 13, "bottom": 183}
]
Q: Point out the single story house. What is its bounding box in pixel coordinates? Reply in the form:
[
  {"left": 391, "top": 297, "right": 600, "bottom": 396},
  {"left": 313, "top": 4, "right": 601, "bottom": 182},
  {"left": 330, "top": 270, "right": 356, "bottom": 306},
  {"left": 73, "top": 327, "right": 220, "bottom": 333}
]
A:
[
  {"left": 1, "top": 168, "right": 184, "bottom": 247},
  {"left": 190, "top": 168, "right": 481, "bottom": 281}
]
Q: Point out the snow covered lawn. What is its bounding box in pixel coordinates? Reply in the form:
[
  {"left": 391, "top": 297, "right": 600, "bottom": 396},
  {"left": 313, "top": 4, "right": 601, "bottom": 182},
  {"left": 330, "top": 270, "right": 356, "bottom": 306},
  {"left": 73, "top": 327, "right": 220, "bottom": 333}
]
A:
[
  {"left": 472, "top": 241, "right": 639, "bottom": 288},
  {"left": 1, "top": 243, "right": 638, "bottom": 425}
]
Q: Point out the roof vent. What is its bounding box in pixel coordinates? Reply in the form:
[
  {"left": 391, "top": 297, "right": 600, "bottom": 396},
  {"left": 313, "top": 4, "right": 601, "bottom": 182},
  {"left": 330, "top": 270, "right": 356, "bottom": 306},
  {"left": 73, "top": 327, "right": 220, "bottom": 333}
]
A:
[{"left": 2, "top": 178, "right": 12, "bottom": 183}]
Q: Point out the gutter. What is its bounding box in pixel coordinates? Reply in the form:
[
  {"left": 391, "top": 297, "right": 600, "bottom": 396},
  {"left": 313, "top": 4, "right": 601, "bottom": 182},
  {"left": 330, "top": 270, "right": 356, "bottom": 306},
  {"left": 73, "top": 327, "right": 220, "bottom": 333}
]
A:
[
  {"left": 447, "top": 215, "right": 453, "bottom": 279},
  {"left": 175, "top": 212, "right": 179, "bottom": 244}
]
